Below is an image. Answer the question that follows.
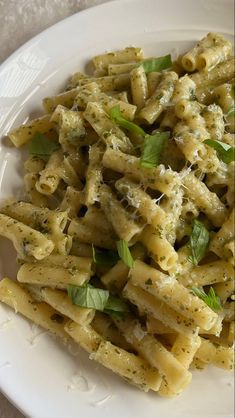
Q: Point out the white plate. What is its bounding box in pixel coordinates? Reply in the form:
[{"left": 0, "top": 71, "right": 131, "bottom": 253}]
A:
[{"left": 0, "top": 0, "right": 234, "bottom": 417}]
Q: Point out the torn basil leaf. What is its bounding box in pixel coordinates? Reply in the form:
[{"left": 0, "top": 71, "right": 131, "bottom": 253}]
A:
[
  {"left": 192, "top": 286, "right": 222, "bottom": 311},
  {"left": 110, "top": 105, "right": 145, "bottom": 137},
  {"left": 139, "top": 54, "right": 172, "bottom": 73},
  {"left": 92, "top": 245, "right": 119, "bottom": 266},
  {"left": 116, "top": 240, "right": 134, "bottom": 268},
  {"left": 68, "top": 284, "right": 109, "bottom": 311},
  {"left": 140, "top": 131, "right": 170, "bottom": 168},
  {"left": 188, "top": 219, "right": 210, "bottom": 266},
  {"left": 68, "top": 284, "right": 129, "bottom": 317},
  {"left": 204, "top": 139, "right": 235, "bottom": 164},
  {"left": 29, "top": 132, "right": 59, "bottom": 161}
]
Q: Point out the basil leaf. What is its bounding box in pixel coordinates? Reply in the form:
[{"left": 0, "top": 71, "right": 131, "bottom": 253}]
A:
[
  {"left": 192, "top": 286, "right": 222, "bottom": 311},
  {"left": 110, "top": 106, "right": 169, "bottom": 168},
  {"left": 110, "top": 105, "right": 145, "bottom": 137},
  {"left": 116, "top": 240, "right": 134, "bottom": 268},
  {"left": 104, "top": 310, "right": 125, "bottom": 320},
  {"left": 68, "top": 285, "right": 129, "bottom": 317},
  {"left": 204, "top": 139, "right": 235, "bottom": 164},
  {"left": 140, "top": 131, "right": 170, "bottom": 168},
  {"left": 104, "top": 295, "right": 129, "bottom": 319},
  {"left": 68, "top": 284, "right": 109, "bottom": 311},
  {"left": 138, "top": 54, "right": 172, "bottom": 73},
  {"left": 188, "top": 219, "right": 210, "bottom": 266},
  {"left": 105, "top": 294, "right": 130, "bottom": 313},
  {"left": 29, "top": 132, "right": 59, "bottom": 161},
  {"left": 92, "top": 245, "right": 119, "bottom": 266}
]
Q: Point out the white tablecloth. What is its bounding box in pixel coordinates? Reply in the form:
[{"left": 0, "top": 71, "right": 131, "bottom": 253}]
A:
[{"left": 0, "top": 1, "right": 111, "bottom": 416}]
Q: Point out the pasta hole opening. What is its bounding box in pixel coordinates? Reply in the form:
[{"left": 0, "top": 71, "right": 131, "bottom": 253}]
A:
[
  {"left": 161, "top": 254, "right": 178, "bottom": 270},
  {"left": 77, "top": 205, "right": 88, "bottom": 218},
  {"left": 36, "top": 183, "right": 54, "bottom": 195},
  {"left": 59, "top": 215, "right": 68, "bottom": 232},
  {"left": 197, "top": 56, "right": 207, "bottom": 71},
  {"left": 182, "top": 57, "right": 196, "bottom": 72}
]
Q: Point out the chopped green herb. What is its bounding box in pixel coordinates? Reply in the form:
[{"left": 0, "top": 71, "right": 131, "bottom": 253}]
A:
[
  {"left": 104, "top": 294, "right": 129, "bottom": 319},
  {"left": 116, "top": 240, "right": 134, "bottom": 268},
  {"left": 140, "top": 131, "right": 170, "bottom": 168},
  {"left": 92, "top": 245, "right": 119, "bottom": 266},
  {"left": 188, "top": 219, "right": 210, "bottom": 266},
  {"left": 204, "top": 139, "right": 235, "bottom": 164},
  {"left": 29, "top": 132, "right": 59, "bottom": 161},
  {"left": 68, "top": 284, "right": 129, "bottom": 317},
  {"left": 192, "top": 286, "right": 222, "bottom": 311},
  {"left": 138, "top": 54, "right": 172, "bottom": 73},
  {"left": 110, "top": 106, "right": 170, "bottom": 168},
  {"left": 110, "top": 105, "right": 145, "bottom": 137},
  {"left": 68, "top": 284, "right": 109, "bottom": 311}
]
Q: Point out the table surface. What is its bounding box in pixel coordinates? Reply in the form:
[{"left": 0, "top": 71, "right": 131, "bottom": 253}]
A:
[{"left": 0, "top": 1, "right": 111, "bottom": 417}]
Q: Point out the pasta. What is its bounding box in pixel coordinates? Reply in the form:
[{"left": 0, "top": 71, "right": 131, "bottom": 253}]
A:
[{"left": 0, "top": 33, "right": 234, "bottom": 397}]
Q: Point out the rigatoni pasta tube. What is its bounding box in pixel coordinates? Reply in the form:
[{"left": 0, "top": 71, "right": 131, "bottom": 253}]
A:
[
  {"left": 181, "top": 32, "right": 215, "bottom": 72},
  {"left": 123, "top": 282, "right": 198, "bottom": 336},
  {"left": 146, "top": 317, "right": 173, "bottom": 335},
  {"left": 65, "top": 321, "right": 104, "bottom": 353},
  {"left": 179, "top": 260, "right": 234, "bottom": 287},
  {"left": 101, "top": 243, "right": 146, "bottom": 292},
  {"left": 101, "top": 260, "right": 129, "bottom": 292},
  {"left": 140, "top": 225, "right": 178, "bottom": 271},
  {"left": 83, "top": 102, "right": 134, "bottom": 154},
  {"left": 92, "top": 47, "right": 144, "bottom": 71},
  {"left": 0, "top": 213, "right": 54, "bottom": 260},
  {"left": 17, "top": 263, "right": 90, "bottom": 289},
  {"left": 94, "top": 340, "right": 162, "bottom": 392},
  {"left": 43, "top": 87, "right": 80, "bottom": 113},
  {"left": 84, "top": 143, "right": 103, "bottom": 205},
  {"left": 40, "top": 254, "right": 92, "bottom": 275},
  {"left": 0, "top": 278, "right": 69, "bottom": 341},
  {"left": 92, "top": 312, "right": 132, "bottom": 351},
  {"left": 196, "top": 338, "right": 234, "bottom": 370},
  {"left": 50, "top": 106, "right": 85, "bottom": 148},
  {"left": 129, "top": 260, "right": 218, "bottom": 330},
  {"left": 79, "top": 74, "right": 130, "bottom": 92},
  {"left": 99, "top": 184, "right": 143, "bottom": 243},
  {"left": 8, "top": 115, "right": 54, "bottom": 147},
  {"left": 138, "top": 71, "right": 178, "bottom": 124},
  {"left": 190, "top": 57, "right": 235, "bottom": 90},
  {"left": 183, "top": 172, "right": 228, "bottom": 227},
  {"left": 115, "top": 177, "right": 168, "bottom": 229},
  {"left": 108, "top": 62, "right": 139, "bottom": 75},
  {"left": 102, "top": 148, "right": 180, "bottom": 196},
  {"left": 130, "top": 65, "right": 148, "bottom": 109},
  {"left": 115, "top": 317, "right": 191, "bottom": 392},
  {"left": 59, "top": 187, "right": 84, "bottom": 218},
  {"left": 75, "top": 82, "right": 137, "bottom": 120},
  {"left": 203, "top": 104, "right": 225, "bottom": 141},
  {"left": 171, "top": 333, "right": 201, "bottom": 369},
  {"left": 1, "top": 201, "right": 68, "bottom": 234},
  {"left": 210, "top": 209, "right": 234, "bottom": 256},
  {"left": 41, "top": 288, "right": 95, "bottom": 325},
  {"left": 171, "top": 75, "right": 196, "bottom": 104},
  {"left": 82, "top": 206, "right": 114, "bottom": 234},
  {"left": 68, "top": 219, "right": 116, "bottom": 250},
  {"left": 24, "top": 173, "right": 48, "bottom": 208},
  {"left": 36, "top": 150, "right": 63, "bottom": 195}
]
